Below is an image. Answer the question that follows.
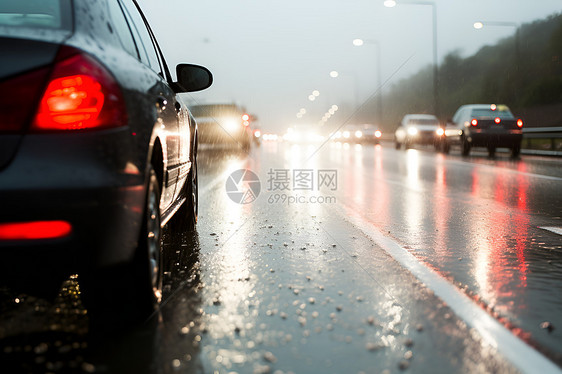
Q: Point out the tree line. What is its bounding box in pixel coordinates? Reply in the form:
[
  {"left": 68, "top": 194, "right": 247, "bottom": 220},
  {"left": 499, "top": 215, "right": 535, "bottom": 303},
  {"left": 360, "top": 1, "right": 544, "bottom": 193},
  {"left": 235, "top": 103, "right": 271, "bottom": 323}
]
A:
[{"left": 358, "top": 13, "right": 562, "bottom": 129}]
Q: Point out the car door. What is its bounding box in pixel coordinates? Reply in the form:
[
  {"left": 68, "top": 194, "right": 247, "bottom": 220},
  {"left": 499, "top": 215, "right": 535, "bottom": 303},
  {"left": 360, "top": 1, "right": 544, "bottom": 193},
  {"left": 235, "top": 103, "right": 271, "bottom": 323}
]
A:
[
  {"left": 117, "top": 0, "right": 181, "bottom": 212},
  {"left": 173, "top": 94, "right": 193, "bottom": 201}
]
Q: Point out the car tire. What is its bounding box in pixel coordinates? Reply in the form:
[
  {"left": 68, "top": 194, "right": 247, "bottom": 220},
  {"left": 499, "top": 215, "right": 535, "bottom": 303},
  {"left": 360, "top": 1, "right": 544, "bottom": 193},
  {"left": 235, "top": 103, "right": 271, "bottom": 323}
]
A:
[
  {"left": 511, "top": 144, "right": 521, "bottom": 158},
  {"left": 81, "top": 167, "right": 163, "bottom": 329},
  {"left": 139, "top": 166, "right": 164, "bottom": 308},
  {"left": 441, "top": 140, "right": 450, "bottom": 154},
  {"left": 461, "top": 138, "right": 471, "bottom": 156}
]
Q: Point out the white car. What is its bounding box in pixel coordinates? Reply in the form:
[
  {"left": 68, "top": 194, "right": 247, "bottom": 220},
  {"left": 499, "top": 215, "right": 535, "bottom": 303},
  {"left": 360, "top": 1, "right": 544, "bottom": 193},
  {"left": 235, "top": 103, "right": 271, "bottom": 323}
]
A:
[{"left": 395, "top": 114, "right": 443, "bottom": 149}]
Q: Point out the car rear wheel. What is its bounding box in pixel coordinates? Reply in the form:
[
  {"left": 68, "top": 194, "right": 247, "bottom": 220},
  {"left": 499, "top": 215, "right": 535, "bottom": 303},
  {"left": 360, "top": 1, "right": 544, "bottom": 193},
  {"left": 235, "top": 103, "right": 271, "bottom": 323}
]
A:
[
  {"left": 81, "top": 167, "right": 162, "bottom": 329},
  {"left": 142, "top": 167, "right": 163, "bottom": 306},
  {"left": 511, "top": 144, "right": 521, "bottom": 158}
]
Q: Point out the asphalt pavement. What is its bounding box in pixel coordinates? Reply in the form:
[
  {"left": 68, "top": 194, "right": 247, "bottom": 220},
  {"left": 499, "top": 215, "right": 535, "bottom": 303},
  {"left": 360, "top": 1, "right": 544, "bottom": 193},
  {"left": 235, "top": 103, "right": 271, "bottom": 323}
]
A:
[{"left": 1, "top": 141, "right": 561, "bottom": 374}]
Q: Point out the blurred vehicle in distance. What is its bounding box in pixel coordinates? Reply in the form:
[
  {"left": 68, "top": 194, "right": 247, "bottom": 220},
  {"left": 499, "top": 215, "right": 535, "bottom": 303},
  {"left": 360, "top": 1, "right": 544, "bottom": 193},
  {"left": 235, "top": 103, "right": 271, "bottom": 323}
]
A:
[
  {"left": 261, "top": 133, "right": 279, "bottom": 141},
  {"left": 252, "top": 128, "right": 262, "bottom": 146},
  {"left": 0, "top": 0, "right": 212, "bottom": 323},
  {"left": 283, "top": 125, "right": 324, "bottom": 143},
  {"left": 332, "top": 124, "right": 382, "bottom": 144},
  {"left": 395, "top": 114, "right": 442, "bottom": 150},
  {"left": 190, "top": 104, "right": 252, "bottom": 151},
  {"left": 442, "top": 104, "right": 523, "bottom": 157}
]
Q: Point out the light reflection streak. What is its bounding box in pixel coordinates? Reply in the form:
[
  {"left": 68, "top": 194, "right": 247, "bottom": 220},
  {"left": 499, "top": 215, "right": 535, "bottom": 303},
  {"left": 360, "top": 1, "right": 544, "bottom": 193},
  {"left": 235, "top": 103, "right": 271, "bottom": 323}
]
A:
[
  {"left": 515, "top": 166, "right": 529, "bottom": 287},
  {"left": 352, "top": 145, "right": 365, "bottom": 206},
  {"left": 208, "top": 202, "right": 255, "bottom": 341},
  {"left": 470, "top": 164, "right": 530, "bottom": 311},
  {"left": 371, "top": 145, "right": 389, "bottom": 226},
  {"left": 404, "top": 150, "right": 423, "bottom": 238},
  {"left": 433, "top": 155, "right": 450, "bottom": 263},
  {"left": 205, "top": 152, "right": 259, "bottom": 343}
]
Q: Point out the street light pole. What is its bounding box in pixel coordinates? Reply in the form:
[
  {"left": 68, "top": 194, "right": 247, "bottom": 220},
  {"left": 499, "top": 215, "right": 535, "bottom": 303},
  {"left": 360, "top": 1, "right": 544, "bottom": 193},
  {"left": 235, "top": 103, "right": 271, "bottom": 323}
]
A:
[
  {"left": 385, "top": 1, "right": 439, "bottom": 118},
  {"left": 473, "top": 21, "right": 520, "bottom": 63},
  {"left": 353, "top": 39, "right": 384, "bottom": 127}
]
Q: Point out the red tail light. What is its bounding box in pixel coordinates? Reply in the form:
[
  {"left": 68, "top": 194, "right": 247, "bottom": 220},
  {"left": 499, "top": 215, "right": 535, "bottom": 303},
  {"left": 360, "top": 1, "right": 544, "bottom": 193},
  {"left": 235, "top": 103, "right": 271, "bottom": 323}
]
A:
[
  {"left": 32, "top": 47, "right": 127, "bottom": 131},
  {"left": 494, "top": 117, "right": 501, "bottom": 124},
  {"left": 471, "top": 119, "right": 478, "bottom": 126},
  {"left": 0, "top": 220, "right": 72, "bottom": 240},
  {"left": 517, "top": 119, "right": 523, "bottom": 128}
]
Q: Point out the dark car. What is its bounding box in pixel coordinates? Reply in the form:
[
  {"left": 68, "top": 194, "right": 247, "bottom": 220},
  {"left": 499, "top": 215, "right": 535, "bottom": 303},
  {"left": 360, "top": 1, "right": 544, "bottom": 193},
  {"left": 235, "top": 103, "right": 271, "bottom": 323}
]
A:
[
  {"left": 0, "top": 0, "right": 212, "bottom": 322},
  {"left": 189, "top": 103, "right": 252, "bottom": 151},
  {"left": 395, "top": 114, "right": 442, "bottom": 149},
  {"left": 442, "top": 104, "right": 523, "bottom": 157}
]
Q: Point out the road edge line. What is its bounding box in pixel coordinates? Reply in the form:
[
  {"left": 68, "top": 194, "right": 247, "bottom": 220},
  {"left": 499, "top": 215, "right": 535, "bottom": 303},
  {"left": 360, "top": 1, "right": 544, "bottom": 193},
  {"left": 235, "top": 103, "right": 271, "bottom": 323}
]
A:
[
  {"left": 540, "top": 227, "right": 562, "bottom": 236},
  {"left": 335, "top": 205, "right": 562, "bottom": 374}
]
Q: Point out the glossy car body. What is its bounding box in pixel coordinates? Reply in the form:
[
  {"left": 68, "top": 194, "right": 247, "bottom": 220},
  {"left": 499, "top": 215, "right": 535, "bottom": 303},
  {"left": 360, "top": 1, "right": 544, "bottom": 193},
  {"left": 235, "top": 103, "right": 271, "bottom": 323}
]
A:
[
  {"left": 0, "top": 0, "right": 211, "bottom": 318},
  {"left": 190, "top": 104, "right": 252, "bottom": 151},
  {"left": 442, "top": 104, "right": 523, "bottom": 157},
  {"left": 395, "top": 114, "right": 441, "bottom": 149}
]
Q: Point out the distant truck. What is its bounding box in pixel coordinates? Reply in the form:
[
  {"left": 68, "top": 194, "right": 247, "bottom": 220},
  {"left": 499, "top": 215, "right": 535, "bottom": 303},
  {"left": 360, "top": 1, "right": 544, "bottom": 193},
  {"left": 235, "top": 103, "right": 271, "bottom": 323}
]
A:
[{"left": 189, "top": 104, "right": 252, "bottom": 151}]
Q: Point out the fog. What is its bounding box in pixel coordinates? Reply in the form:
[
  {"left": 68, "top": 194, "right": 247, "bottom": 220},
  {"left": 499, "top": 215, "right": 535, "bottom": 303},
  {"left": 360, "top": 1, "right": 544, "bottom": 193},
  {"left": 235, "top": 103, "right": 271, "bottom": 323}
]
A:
[{"left": 138, "top": 0, "right": 561, "bottom": 132}]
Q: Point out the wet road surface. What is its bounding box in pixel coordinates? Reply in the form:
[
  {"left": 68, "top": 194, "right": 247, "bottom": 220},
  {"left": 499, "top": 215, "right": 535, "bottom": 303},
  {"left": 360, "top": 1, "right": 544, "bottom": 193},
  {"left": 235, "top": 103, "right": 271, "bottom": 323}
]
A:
[{"left": 1, "top": 141, "right": 561, "bottom": 373}]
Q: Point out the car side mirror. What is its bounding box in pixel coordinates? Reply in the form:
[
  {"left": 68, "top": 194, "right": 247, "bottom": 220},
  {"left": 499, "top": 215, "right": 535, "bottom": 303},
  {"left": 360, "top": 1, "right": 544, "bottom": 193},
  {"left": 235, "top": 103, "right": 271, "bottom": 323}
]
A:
[{"left": 175, "top": 64, "right": 213, "bottom": 92}]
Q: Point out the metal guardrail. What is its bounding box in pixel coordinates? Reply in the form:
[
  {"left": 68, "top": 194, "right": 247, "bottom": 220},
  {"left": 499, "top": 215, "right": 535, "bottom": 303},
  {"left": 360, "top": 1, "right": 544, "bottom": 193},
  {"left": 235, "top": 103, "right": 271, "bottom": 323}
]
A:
[
  {"left": 522, "top": 126, "right": 562, "bottom": 136},
  {"left": 522, "top": 126, "right": 562, "bottom": 151},
  {"left": 378, "top": 127, "right": 562, "bottom": 156}
]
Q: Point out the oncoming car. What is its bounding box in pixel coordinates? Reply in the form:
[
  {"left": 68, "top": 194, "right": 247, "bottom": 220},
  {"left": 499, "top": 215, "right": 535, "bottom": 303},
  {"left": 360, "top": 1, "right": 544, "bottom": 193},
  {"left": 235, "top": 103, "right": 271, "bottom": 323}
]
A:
[
  {"left": 333, "top": 124, "right": 382, "bottom": 144},
  {"left": 0, "top": 0, "right": 212, "bottom": 322},
  {"left": 442, "top": 104, "right": 523, "bottom": 157},
  {"left": 190, "top": 103, "right": 253, "bottom": 151},
  {"left": 395, "top": 114, "right": 442, "bottom": 149},
  {"left": 283, "top": 125, "right": 324, "bottom": 143}
]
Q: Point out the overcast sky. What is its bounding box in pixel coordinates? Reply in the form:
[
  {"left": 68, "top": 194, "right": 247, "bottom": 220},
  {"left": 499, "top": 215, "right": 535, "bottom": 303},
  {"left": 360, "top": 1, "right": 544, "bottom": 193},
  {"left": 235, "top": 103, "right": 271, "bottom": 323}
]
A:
[{"left": 138, "top": 0, "right": 561, "bottom": 132}]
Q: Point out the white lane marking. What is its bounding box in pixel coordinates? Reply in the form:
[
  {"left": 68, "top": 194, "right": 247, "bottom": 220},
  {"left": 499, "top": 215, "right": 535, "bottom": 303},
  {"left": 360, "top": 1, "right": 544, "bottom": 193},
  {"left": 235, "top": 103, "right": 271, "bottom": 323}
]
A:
[
  {"left": 540, "top": 227, "right": 562, "bottom": 236},
  {"left": 334, "top": 204, "right": 562, "bottom": 374}
]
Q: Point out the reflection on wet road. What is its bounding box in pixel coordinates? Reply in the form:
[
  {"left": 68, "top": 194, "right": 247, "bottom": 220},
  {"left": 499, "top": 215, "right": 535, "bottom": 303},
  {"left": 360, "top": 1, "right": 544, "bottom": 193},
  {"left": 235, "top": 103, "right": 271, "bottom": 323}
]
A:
[
  {"left": 320, "top": 144, "right": 562, "bottom": 361},
  {"left": 1, "top": 142, "right": 561, "bottom": 373}
]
